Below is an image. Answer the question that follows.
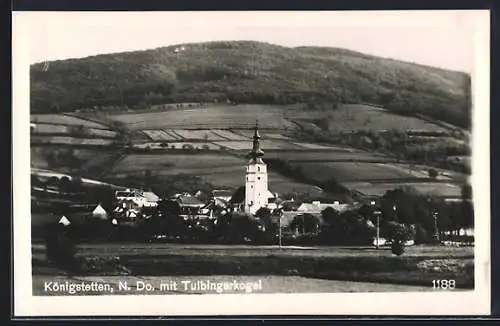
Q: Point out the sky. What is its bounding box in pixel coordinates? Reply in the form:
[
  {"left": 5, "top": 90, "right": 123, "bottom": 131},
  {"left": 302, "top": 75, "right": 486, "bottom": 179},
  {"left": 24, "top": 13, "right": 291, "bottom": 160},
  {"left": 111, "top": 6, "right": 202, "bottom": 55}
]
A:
[{"left": 13, "top": 10, "right": 489, "bottom": 73}]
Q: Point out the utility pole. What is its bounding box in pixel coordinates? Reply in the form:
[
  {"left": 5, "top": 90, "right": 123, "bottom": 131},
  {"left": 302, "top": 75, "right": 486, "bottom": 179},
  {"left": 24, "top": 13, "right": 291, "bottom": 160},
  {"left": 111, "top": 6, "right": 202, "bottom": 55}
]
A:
[
  {"left": 433, "top": 210, "right": 440, "bottom": 242},
  {"left": 278, "top": 214, "right": 282, "bottom": 249},
  {"left": 371, "top": 201, "right": 380, "bottom": 249}
]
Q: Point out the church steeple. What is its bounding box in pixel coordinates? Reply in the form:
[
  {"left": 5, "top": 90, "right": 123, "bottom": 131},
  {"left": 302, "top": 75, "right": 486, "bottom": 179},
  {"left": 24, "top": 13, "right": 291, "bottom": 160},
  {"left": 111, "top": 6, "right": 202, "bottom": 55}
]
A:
[{"left": 248, "top": 120, "right": 264, "bottom": 163}]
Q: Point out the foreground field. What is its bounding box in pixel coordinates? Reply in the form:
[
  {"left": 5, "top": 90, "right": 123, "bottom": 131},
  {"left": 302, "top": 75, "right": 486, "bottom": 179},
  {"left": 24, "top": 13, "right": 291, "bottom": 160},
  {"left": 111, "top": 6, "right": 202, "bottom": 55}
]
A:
[
  {"left": 33, "top": 275, "right": 435, "bottom": 295},
  {"left": 32, "top": 243, "right": 474, "bottom": 290}
]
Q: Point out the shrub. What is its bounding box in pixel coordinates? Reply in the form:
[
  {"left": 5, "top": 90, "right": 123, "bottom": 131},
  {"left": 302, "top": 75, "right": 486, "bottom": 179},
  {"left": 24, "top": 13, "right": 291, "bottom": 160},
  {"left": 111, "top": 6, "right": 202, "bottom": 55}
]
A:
[{"left": 45, "top": 225, "right": 78, "bottom": 272}]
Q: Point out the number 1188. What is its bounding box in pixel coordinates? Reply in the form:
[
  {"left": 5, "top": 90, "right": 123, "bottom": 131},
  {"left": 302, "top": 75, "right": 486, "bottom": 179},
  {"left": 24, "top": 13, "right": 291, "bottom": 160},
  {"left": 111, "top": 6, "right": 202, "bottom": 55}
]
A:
[{"left": 432, "top": 280, "right": 456, "bottom": 290}]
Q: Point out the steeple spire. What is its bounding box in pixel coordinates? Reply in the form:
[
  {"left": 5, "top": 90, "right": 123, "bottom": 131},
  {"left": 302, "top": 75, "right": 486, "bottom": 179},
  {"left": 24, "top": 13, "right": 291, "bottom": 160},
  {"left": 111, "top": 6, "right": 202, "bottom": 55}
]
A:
[{"left": 248, "top": 120, "right": 264, "bottom": 163}]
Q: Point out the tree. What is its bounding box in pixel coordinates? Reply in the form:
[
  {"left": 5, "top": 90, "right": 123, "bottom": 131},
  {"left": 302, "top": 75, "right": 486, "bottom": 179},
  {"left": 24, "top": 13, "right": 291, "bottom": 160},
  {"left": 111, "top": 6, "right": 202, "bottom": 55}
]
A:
[
  {"left": 290, "top": 214, "right": 321, "bottom": 235},
  {"left": 428, "top": 168, "right": 438, "bottom": 179},
  {"left": 31, "top": 175, "right": 43, "bottom": 188},
  {"left": 158, "top": 199, "right": 181, "bottom": 217},
  {"left": 59, "top": 176, "right": 72, "bottom": 193},
  {"left": 321, "top": 207, "right": 339, "bottom": 225}
]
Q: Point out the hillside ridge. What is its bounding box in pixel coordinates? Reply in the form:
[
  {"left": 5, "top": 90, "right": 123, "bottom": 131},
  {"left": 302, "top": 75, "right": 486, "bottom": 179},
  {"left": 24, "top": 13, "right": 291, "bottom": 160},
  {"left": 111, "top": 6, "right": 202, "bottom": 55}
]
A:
[{"left": 30, "top": 40, "right": 472, "bottom": 128}]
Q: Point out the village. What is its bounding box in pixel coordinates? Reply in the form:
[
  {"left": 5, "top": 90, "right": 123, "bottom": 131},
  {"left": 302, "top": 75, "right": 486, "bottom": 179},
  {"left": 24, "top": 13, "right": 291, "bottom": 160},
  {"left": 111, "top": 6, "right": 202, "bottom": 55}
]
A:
[{"left": 31, "top": 123, "right": 474, "bottom": 251}]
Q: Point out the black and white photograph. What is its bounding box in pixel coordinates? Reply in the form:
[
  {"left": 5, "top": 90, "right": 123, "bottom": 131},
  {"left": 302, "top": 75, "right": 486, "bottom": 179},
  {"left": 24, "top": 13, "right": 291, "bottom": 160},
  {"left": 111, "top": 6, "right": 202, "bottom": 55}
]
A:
[{"left": 13, "top": 10, "right": 490, "bottom": 316}]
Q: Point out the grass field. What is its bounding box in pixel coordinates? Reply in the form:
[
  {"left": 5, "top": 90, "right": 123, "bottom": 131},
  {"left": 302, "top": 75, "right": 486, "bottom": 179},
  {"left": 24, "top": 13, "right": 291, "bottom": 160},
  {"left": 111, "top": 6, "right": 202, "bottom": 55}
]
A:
[
  {"left": 107, "top": 105, "right": 300, "bottom": 130},
  {"left": 324, "top": 104, "right": 451, "bottom": 133},
  {"left": 293, "top": 162, "right": 428, "bottom": 183},
  {"left": 31, "top": 114, "right": 108, "bottom": 129},
  {"left": 31, "top": 136, "right": 114, "bottom": 146},
  {"left": 233, "top": 129, "right": 292, "bottom": 140},
  {"left": 31, "top": 243, "right": 474, "bottom": 290},
  {"left": 341, "top": 181, "right": 463, "bottom": 197},
  {"left": 108, "top": 153, "right": 245, "bottom": 176},
  {"left": 135, "top": 142, "right": 222, "bottom": 150},
  {"left": 105, "top": 153, "right": 323, "bottom": 195},
  {"left": 263, "top": 150, "right": 394, "bottom": 162},
  {"left": 214, "top": 140, "right": 303, "bottom": 150}
]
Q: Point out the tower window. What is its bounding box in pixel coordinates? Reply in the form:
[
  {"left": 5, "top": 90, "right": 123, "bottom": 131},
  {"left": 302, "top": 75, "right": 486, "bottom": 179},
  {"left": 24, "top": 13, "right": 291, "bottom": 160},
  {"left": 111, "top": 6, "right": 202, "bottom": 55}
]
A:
[
  {"left": 251, "top": 185, "right": 253, "bottom": 189},
  {"left": 257, "top": 177, "right": 260, "bottom": 180},
  {"left": 257, "top": 167, "right": 260, "bottom": 172}
]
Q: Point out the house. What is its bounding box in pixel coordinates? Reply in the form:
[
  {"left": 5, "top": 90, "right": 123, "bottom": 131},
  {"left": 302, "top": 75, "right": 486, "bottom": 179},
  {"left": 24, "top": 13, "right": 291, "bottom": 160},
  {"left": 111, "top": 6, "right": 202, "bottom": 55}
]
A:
[
  {"left": 177, "top": 195, "right": 206, "bottom": 216},
  {"left": 459, "top": 227, "right": 474, "bottom": 237},
  {"left": 115, "top": 189, "right": 159, "bottom": 208},
  {"left": 58, "top": 215, "right": 71, "bottom": 226},
  {"left": 91, "top": 204, "right": 108, "bottom": 220},
  {"left": 297, "top": 201, "right": 352, "bottom": 214},
  {"left": 211, "top": 189, "right": 234, "bottom": 202},
  {"left": 142, "top": 191, "right": 160, "bottom": 207}
]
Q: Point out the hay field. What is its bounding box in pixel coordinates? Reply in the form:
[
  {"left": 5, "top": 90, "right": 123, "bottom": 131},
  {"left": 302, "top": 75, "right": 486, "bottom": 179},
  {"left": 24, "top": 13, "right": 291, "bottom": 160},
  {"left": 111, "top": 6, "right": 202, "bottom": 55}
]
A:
[
  {"left": 135, "top": 142, "right": 222, "bottom": 150},
  {"left": 31, "top": 114, "right": 108, "bottom": 129},
  {"left": 143, "top": 130, "right": 179, "bottom": 141},
  {"left": 294, "top": 162, "right": 424, "bottom": 183},
  {"left": 325, "top": 104, "right": 450, "bottom": 132},
  {"left": 233, "top": 129, "right": 291, "bottom": 140},
  {"left": 342, "top": 181, "right": 463, "bottom": 197},
  {"left": 31, "top": 136, "right": 113, "bottom": 146},
  {"left": 214, "top": 140, "right": 302, "bottom": 150},
  {"left": 108, "top": 154, "right": 245, "bottom": 176},
  {"left": 264, "top": 150, "right": 394, "bottom": 162},
  {"left": 107, "top": 105, "right": 299, "bottom": 130}
]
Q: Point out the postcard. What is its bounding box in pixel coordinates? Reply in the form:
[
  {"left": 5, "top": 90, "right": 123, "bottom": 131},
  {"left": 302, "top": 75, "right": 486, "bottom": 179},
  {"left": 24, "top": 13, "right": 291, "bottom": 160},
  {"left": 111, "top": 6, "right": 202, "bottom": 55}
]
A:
[{"left": 12, "top": 10, "right": 491, "bottom": 316}]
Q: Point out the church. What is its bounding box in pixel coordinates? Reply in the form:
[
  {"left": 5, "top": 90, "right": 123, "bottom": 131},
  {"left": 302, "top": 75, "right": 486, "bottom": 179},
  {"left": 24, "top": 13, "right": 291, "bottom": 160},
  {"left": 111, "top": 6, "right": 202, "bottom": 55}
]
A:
[
  {"left": 244, "top": 122, "right": 276, "bottom": 214},
  {"left": 221, "top": 122, "right": 278, "bottom": 214}
]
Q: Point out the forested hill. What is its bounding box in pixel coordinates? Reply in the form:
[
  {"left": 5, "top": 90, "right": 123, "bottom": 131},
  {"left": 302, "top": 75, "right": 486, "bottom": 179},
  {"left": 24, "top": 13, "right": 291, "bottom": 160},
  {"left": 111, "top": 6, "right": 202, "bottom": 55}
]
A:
[{"left": 30, "top": 41, "right": 472, "bottom": 128}]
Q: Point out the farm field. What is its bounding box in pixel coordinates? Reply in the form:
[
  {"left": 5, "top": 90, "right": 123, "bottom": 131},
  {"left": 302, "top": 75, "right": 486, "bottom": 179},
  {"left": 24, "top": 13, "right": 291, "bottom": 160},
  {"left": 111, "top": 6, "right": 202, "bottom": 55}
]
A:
[
  {"left": 323, "top": 104, "right": 451, "bottom": 133},
  {"left": 167, "top": 129, "right": 228, "bottom": 141},
  {"left": 108, "top": 153, "right": 246, "bottom": 177},
  {"left": 32, "top": 124, "right": 117, "bottom": 138},
  {"left": 342, "top": 181, "right": 463, "bottom": 197},
  {"left": 104, "top": 153, "right": 323, "bottom": 195},
  {"left": 203, "top": 170, "right": 325, "bottom": 196},
  {"left": 32, "top": 123, "right": 68, "bottom": 134},
  {"left": 233, "top": 129, "right": 292, "bottom": 140},
  {"left": 292, "top": 142, "right": 354, "bottom": 150},
  {"left": 107, "top": 105, "right": 300, "bottom": 130},
  {"left": 263, "top": 150, "right": 394, "bottom": 162},
  {"left": 31, "top": 114, "right": 109, "bottom": 129},
  {"left": 214, "top": 140, "right": 303, "bottom": 150},
  {"left": 292, "top": 162, "right": 451, "bottom": 183},
  {"left": 134, "top": 142, "right": 222, "bottom": 150},
  {"left": 31, "top": 136, "right": 114, "bottom": 146},
  {"left": 143, "top": 130, "right": 182, "bottom": 141},
  {"left": 31, "top": 243, "right": 473, "bottom": 291}
]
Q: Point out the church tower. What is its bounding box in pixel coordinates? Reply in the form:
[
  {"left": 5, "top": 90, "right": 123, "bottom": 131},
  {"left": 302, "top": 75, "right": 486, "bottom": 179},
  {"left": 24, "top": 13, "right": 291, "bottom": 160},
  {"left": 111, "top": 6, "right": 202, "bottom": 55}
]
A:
[{"left": 245, "top": 121, "right": 269, "bottom": 215}]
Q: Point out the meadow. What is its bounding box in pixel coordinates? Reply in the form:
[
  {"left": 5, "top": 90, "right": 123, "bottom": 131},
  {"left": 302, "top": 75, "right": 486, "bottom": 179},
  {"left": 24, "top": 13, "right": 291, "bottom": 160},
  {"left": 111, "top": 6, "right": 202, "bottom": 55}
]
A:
[
  {"left": 214, "top": 140, "right": 303, "bottom": 150},
  {"left": 31, "top": 136, "right": 113, "bottom": 146},
  {"left": 322, "top": 104, "right": 452, "bottom": 133},
  {"left": 107, "top": 105, "right": 299, "bottom": 130},
  {"left": 31, "top": 242, "right": 474, "bottom": 289},
  {"left": 293, "top": 162, "right": 434, "bottom": 183},
  {"left": 30, "top": 102, "right": 469, "bottom": 201},
  {"left": 341, "top": 181, "right": 463, "bottom": 197},
  {"left": 31, "top": 114, "right": 109, "bottom": 129},
  {"left": 263, "top": 150, "right": 395, "bottom": 162}
]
